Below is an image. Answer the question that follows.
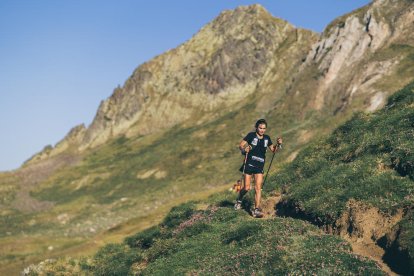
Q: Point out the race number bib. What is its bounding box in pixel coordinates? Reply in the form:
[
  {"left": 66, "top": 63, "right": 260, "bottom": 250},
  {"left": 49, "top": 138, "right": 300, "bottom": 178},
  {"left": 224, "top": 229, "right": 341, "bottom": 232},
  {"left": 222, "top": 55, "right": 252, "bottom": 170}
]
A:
[{"left": 252, "top": 137, "right": 258, "bottom": 146}]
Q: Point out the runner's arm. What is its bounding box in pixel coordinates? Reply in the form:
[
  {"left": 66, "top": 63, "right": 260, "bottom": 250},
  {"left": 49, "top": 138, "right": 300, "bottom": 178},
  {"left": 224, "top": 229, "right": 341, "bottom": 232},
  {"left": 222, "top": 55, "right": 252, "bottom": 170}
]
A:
[
  {"left": 269, "top": 144, "right": 278, "bottom": 152},
  {"left": 239, "top": 140, "right": 251, "bottom": 153},
  {"left": 269, "top": 137, "right": 283, "bottom": 152}
]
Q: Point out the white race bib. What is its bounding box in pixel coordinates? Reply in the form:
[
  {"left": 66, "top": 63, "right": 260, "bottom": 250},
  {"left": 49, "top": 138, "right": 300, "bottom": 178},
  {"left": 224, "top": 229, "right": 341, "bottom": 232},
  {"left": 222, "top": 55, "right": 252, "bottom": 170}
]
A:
[{"left": 252, "top": 138, "right": 258, "bottom": 146}]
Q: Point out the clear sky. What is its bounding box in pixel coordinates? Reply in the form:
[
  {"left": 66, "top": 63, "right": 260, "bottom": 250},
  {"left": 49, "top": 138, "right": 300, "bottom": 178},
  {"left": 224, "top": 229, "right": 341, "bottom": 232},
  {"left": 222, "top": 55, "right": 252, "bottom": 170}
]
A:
[{"left": 0, "top": 0, "right": 371, "bottom": 171}]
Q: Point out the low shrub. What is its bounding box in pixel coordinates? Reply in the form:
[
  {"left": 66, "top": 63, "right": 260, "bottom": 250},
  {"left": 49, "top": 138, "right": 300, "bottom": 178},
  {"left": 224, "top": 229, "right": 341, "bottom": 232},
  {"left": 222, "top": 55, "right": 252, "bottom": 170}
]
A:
[
  {"left": 93, "top": 243, "right": 140, "bottom": 276},
  {"left": 161, "top": 202, "right": 197, "bottom": 229},
  {"left": 222, "top": 221, "right": 263, "bottom": 245},
  {"left": 124, "top": 226, "right": 161, "bottom": 249}
]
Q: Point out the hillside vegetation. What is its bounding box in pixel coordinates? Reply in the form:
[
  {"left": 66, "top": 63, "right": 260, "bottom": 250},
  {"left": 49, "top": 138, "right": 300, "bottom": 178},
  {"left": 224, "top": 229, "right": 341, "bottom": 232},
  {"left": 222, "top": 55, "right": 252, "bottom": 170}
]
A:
[
  {"left": 268, "top": 81, "right": 414, "bottom": 219},
  {"left": 24, "top": 80, "right": 414, "bottom": 276},
  {"left": 265, "top": 81, "right": 414, "bottom": 274},
  {"left": 0, "top": 87, "right": 326, "bottom": 275},
  {"left": 23, "top": 198, "right": 383, "bottom": 275}
]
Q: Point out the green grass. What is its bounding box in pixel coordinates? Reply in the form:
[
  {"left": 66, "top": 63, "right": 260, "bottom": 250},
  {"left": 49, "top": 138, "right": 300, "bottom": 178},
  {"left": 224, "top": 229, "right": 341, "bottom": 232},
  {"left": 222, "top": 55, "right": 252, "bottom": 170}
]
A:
[
  {"left": 30, "top": 104, "right": 258, "bottom": 205},
  {"left": 9, "top": 81, "right": 412, "bottom": 274},
  {"left": 25, "top": 193, "right": 383, "bottom": 275},
  {"left": 0, "top": 98, "right": 264, "bottom": 274},
  {"left": 264, "top": 81, "right": 414, "bottom": 273},
  {"left": 5, "top": 76, "right": 413, "bottom": 276},
  {"left": 265, "top": 81, "right": 414, "bottom": 218},
  {"left": 4, "top": 85, "right": 398, "bottom": 271},
  {"left": 0, "top": 173, "right": 19, "bottom": 205},
  {"left": 115, "top": 81, "right": 412, "bottom": 274}
]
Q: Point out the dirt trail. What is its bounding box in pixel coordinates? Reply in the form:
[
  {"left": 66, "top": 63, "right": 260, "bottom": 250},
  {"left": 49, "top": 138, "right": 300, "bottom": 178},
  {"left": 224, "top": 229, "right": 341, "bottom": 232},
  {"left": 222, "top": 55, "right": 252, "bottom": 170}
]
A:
[
  {"left": 261, "top": 192, "right": 282, "bottom": 218},
  {"left": 334, "top": 199, "right": 403, "bottom": 276},
  {"left": 347, "top": 238, "right": 397, "bottom": 276},
  {"left": 259, "top": 194, "right": 398, "bottom": 276}
]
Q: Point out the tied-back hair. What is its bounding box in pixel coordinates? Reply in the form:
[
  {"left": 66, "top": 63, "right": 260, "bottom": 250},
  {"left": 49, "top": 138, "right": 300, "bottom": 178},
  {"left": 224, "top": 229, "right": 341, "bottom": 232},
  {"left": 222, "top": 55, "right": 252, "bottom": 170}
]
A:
[{"left": 255, "top": 119, "right": 267, "bottom": 128}]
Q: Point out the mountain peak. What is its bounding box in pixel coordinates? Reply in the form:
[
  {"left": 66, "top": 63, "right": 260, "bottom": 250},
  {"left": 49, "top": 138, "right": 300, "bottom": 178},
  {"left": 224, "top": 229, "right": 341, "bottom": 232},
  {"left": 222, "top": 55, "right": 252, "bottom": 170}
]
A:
[
  {"left": 209, "top": 4, "right": 288, "bottom": 34},
  {"left": 219, "top": 4, "right": 270, "bottom": 17},
  {"left": 232, "top": 3, "right": 269, "bottom": 15},
  {"left": 23, "top": 4, "right": 319, "bottom": 160}
]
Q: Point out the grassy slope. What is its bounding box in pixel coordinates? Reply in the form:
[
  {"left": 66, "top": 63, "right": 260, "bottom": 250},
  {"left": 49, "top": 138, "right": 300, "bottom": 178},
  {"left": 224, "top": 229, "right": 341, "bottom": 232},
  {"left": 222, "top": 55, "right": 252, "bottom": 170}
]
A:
[
  {"left": 5, "top": 80, "right": 412, "bottom": 274},
  {"left": 127, "top": 197, "right": 382, "bottom": 275},
  {"left": 0, "top": 93, "right": 369, "bottom": 275},
  {"left": 0, "top": 172, "right": 18, "bottom": 205},
  {"left": 30, "top": 81, "right": 413, "bottom": 275},
  {"left": 264, "top": 81, "right": 414, "bottom": 273},
  {"left": 265, "top": 81, "right": 413, "bottom": 219},
  {"left": 23, "top": 195, "right": 383, "bottom": 275},
  {"left": 2, "top": 41, "right": 331, "bottom": 270},
  {"left": 0, "top": 97, "right": 265, "bottom": 274},
  {"left": 0, "top": 108, "right": 313, "bottom": 275}
]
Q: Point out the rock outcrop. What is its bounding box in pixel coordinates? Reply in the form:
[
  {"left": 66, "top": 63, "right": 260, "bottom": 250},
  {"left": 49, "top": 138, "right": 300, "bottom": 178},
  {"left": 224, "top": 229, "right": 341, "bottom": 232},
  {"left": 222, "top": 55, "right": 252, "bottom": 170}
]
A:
[{"left": 290, "top": 0, "right": 414, "bottom": 114}]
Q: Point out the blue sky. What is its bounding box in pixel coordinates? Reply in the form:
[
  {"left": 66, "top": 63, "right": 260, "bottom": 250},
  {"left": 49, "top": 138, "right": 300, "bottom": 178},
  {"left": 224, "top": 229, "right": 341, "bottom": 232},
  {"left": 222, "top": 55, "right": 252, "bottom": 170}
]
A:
[{"left": 0, "top": 0, "right": 371, "bottom": 171}]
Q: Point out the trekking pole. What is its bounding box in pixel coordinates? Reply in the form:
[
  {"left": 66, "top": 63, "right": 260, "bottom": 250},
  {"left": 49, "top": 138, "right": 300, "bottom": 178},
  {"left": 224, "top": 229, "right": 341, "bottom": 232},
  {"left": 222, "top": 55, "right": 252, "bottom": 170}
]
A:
[
  {"left": 241, "top": 150, "right": 249, "bottom": 181},
  {"left": 262, "top": 141, "right": 282, "bottom": 189},
  {"left": 240, "top": 144, "right": 254, "bottom": 187}
]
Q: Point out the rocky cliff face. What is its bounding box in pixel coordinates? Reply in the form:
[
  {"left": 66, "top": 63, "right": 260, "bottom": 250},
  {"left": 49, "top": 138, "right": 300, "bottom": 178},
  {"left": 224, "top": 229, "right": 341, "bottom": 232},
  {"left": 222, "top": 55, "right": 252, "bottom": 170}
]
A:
[{"left": 291, "top": 0, "right": 414, "bottom": 114}]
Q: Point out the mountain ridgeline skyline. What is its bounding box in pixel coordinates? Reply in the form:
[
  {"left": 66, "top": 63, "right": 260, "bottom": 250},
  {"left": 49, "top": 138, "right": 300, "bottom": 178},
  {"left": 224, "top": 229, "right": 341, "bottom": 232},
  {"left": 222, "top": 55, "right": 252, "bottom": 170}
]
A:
[{"left": 25, "top": 0, "right": 414, "bottom": 166}]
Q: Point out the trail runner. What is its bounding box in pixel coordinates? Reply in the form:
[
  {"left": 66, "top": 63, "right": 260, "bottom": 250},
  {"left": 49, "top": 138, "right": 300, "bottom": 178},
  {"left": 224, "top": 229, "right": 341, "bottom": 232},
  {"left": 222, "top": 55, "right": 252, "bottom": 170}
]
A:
[{"left": 234, "top": 119, "right": 282, "bottom": 218}]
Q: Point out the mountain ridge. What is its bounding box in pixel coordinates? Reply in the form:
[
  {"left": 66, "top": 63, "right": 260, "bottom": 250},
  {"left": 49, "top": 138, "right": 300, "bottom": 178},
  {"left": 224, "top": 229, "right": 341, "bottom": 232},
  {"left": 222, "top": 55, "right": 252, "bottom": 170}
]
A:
[
  {"left": 24, "top": 4, "right": 318, "bottom": 165},
  {"left": 22, "top": 1, "right": 414, "bottom": 167}
]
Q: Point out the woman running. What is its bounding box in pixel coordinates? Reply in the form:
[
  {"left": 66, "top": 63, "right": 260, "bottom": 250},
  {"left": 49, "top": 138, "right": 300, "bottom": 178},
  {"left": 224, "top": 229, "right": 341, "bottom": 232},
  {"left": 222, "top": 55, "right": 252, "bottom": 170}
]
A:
[{"left": 234, "top": 119, "right": 282, "bottom": 217}]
